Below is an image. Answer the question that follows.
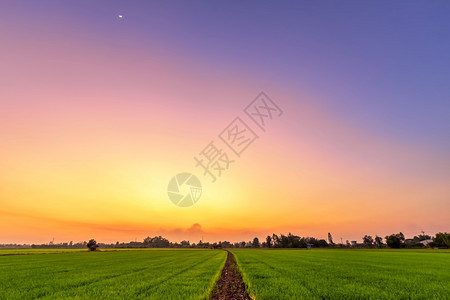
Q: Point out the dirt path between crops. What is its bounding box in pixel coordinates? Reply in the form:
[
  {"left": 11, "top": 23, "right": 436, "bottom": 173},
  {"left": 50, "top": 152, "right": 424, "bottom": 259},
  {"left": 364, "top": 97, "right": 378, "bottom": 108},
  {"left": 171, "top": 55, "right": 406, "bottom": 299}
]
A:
[{"left": 211, "top": 250, "right": 251, "bottom": 300}]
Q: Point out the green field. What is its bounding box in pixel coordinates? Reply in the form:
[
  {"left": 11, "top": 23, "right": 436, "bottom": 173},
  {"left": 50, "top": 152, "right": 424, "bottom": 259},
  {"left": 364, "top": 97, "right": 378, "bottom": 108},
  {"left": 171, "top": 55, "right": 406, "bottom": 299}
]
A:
[
  {"left": 0, "top": 249, "right": 88, "bottom": 255},
  {"left": 231, "top": 249, "right": 450, "bottom": 299},
  {"left": 0, "top": 249, "right": 226, "bottom": 299},
  {"left": 1, "top": 249, "right": 449, "bottom": 299}
]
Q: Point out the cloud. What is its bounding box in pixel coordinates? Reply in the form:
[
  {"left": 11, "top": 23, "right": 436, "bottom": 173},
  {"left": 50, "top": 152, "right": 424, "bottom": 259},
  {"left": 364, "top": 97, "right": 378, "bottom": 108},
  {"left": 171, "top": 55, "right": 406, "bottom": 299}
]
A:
[
  {"left": 155, "top": 223, "right": 205, "bottom": 241},
  {"left": 186, "top": 223, "right": 203, "bottom": 234}
]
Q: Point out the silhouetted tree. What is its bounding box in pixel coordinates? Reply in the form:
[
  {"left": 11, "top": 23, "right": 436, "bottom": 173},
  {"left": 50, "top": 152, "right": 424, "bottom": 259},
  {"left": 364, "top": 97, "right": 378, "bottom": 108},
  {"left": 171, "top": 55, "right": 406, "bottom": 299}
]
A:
[
  {"left": 143, "top": 236, "right": 170, "bottom": 248},
  {"left": 272, "top": 234, "right": 280, "bottom": 248},
  {"left": 222, "top": 241, "right": 232, "bottom": 248},
  {"left": 317, "top": 239, "right": 329, "bottom": 248},
  {"left": 87, "top": 239, "right": 98, "bottom": 251},
  {"left": 434, "top": 232, "right": 450, "bottom": 248},
  {"left": 266, "top": 235, "right": 272, "bottom": 248},
  {"left": 417, "top": 234, "right": 432, "bottom": 241},
  {"left": 279, "top": 234, "right": 290, "bottom": 248},
  {"left": 385, "top": 233, "right": 405, "bottom": 248},
  {"left": 374, "top": 236, "right": 383, "bottom": 248},
  {"left": 252, "top": 237, "right": 260, "bottom": 248},
  {"left": 328, "top": 233, "right": 334, "bottom": 246},
  {"left": 298, "top": 237, "right": 308, "bottom": 248},
  {"left": 180, "top": 240, "right": 190, "bottom": 247},
  {"left": 362, "top": 235, "right": 374, "bottom": 247},
  {"left": 287, "top": 233, "right": 301, "bottom": 248}
]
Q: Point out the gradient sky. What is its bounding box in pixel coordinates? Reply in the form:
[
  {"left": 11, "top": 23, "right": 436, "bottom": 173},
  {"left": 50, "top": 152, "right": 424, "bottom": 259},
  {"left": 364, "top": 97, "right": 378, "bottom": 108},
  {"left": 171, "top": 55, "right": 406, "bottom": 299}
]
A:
[{"left": 1, "top": 1, "right": 449, "bottom": 244}]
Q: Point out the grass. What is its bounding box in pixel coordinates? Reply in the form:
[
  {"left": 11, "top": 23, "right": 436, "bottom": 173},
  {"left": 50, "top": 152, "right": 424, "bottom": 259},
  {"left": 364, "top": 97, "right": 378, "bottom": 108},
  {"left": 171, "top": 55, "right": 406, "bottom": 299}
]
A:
[
  {"left": 231, "top": 249, "right": 450, "bottom": 299},
  {"left": 1, "top": 248, "right": 449, "bottom": 299},
  {"left": 0, "top": 249, "right": 227, "bottom": 299},
  {"left": 0, "top": 248, "right": 88, "bottom": 255},
  {"left": 0, "top": 248, "right": 197, "bottom": 255}
]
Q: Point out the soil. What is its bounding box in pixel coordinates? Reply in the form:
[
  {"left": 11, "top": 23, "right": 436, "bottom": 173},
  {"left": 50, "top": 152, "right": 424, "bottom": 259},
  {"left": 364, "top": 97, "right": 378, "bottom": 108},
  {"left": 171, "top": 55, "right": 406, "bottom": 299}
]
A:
[{"left": 211, "top": 250, "right": 252, "bottom": 300}]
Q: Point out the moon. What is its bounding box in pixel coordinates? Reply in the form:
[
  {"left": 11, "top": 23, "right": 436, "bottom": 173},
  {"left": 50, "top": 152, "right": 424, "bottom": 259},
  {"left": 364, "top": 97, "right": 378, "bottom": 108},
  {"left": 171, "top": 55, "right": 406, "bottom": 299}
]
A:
[{"left": 118, "top": 14, "right": 123, "bottom": 19}]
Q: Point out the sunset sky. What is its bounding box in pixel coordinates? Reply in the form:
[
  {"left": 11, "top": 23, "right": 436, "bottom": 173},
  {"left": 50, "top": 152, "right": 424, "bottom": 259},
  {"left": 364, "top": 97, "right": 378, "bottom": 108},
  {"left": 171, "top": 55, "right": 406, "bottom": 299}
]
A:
[{"left": 1, "top": 1, "right": 449, "bottom": 244}]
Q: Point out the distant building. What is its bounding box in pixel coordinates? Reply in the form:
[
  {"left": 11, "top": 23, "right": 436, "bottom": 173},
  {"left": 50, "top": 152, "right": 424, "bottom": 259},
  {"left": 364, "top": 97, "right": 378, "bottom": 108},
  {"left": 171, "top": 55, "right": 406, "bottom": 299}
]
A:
[{"left": 420, "top": 239, "right": 434, "bottom": 246}]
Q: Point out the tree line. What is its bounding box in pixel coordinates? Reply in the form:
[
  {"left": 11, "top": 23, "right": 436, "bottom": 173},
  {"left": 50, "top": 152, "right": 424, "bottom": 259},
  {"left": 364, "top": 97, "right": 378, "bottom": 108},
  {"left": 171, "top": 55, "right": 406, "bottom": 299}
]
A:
[{"left": 1, "top": 232, "right": 448, "bottom": 250}]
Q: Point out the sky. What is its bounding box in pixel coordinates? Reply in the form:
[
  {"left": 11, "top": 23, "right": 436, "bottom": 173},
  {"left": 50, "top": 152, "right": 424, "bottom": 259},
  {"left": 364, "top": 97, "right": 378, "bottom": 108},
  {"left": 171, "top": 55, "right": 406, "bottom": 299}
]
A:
[{"left": 1, "top": 1, "right": 449, "bottom": 244}]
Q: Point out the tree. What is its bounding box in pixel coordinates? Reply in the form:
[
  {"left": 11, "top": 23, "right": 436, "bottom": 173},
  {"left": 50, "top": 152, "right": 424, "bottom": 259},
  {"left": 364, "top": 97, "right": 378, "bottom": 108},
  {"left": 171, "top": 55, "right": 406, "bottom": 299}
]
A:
[
  {"left": 278, "top": 234, "right": 290, "bottom": 248},
  {"left": 317, "top": 239, "right": 329, "bottom": 248},
  {"left": 222, "top": 241, "right": 232, "bottom": 248},
  {"left": 272, "top": 234, "right": 279, "bottom": 248},
  {"left": 287, "top": 233, "right": 301, "bottom": 248},
  {"left": 434, "top": 232, "right": 450, "bottom": 248},
  {"left": 385, "top": 233, "right": 405, "bottom": 248},
  {"left": 418, "top": 234, "right": 432, "bottom": 241},
  {"left": 87, "top": 239, "right": 98, "bottom": 251},
  {"left": 328, "top": 233, "right": 334, "bottom": 246},
  {"left": 266, "top": 235, "right": 272, "bottom": 248},
  {"left": 143, "top": 236, "right": 170, "bottom": 248},
  {"left": 362, "top": 235, "right": 374, "bottom": 247},
  {"left": 374, "top": 236, "right": 383, "bottom": 248},
  {"left": 180, "top": 240, "right": 190, "bottom": 247},
  {"left": 298, "top": 237, "right": 308, "bottom": 248},
  {"left": 252, "top": 237, "right": 260, "bottom": 248}
]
